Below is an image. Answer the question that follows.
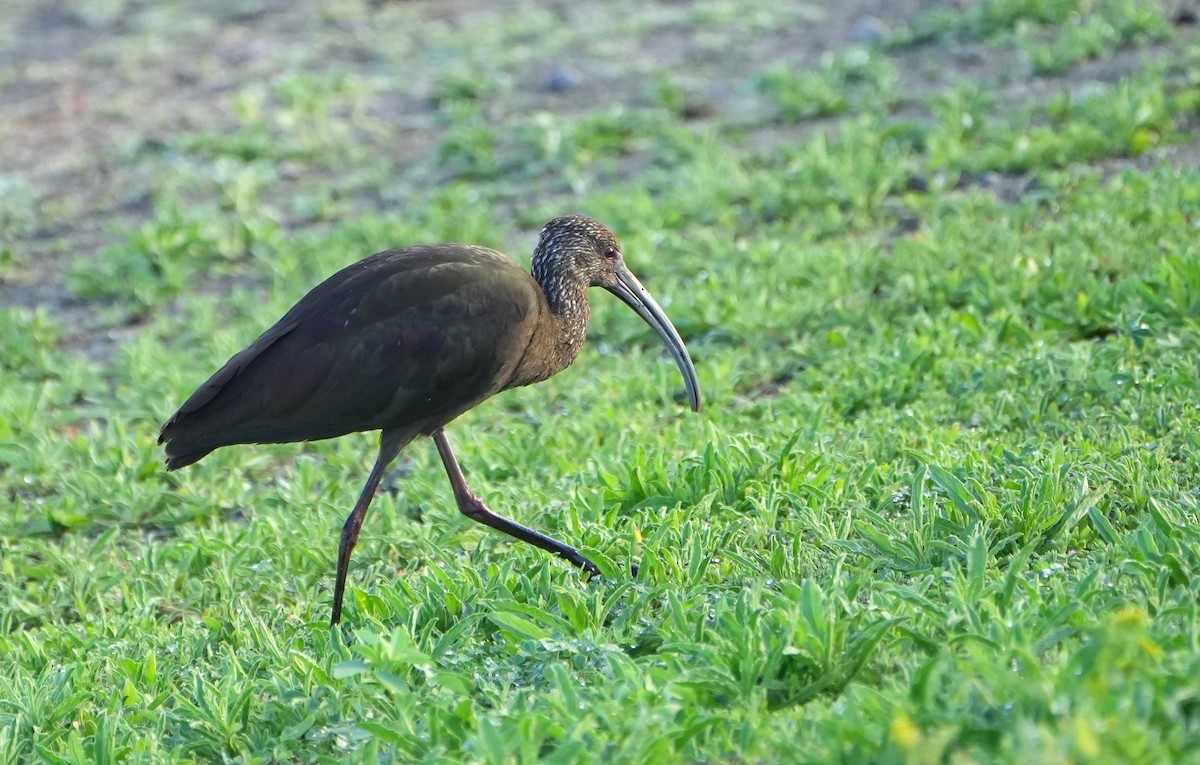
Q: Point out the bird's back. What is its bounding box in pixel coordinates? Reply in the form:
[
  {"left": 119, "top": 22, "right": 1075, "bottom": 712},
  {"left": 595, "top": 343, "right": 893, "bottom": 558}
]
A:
[{"left": 160, "top": 245, "right": 543, "bottom": 469}]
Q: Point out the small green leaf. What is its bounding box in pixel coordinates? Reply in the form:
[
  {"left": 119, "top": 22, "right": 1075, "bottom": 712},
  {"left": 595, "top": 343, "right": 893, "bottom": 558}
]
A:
[
  {"left": 487, "top": 612, "right": 550, "bottom": 641},
  {"left": 332, "top": 660, "right": 370, "bottom": 679},
  {"left": 927, "top": 463, "right": 981, "bottom": 523}
]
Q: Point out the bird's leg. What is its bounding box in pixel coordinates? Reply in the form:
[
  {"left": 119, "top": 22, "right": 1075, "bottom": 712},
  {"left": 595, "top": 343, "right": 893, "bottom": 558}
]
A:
[
  {"left": 432, "top": 429, "right": 601, "bottom": 578},
  {"left": 331, "top": 429, "right": 409, "bottom": 626}
]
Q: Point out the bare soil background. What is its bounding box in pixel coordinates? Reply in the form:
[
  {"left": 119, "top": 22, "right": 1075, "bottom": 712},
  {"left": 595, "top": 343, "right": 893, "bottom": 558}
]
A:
[{"left": 1, "top": 0, "right": 1196, "bottom": 343}]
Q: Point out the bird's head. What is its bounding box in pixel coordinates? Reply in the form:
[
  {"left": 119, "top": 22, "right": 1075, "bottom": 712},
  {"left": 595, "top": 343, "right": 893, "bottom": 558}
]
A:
[
  {"left": 532, "top": 214, "right": 625, "bottom": 291},
  {"left": 532, "top": 215, "right": 702, "bottom": 412}
]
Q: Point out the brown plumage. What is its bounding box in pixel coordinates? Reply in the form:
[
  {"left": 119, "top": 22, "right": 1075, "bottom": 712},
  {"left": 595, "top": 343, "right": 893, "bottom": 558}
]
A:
[{"left": 160, "top": 215, "right": 701, "bottom": 625}]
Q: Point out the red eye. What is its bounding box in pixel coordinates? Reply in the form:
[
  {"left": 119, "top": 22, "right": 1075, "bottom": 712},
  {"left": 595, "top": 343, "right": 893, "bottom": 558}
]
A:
[{"left": 604, "top": 246, "right": 619, "bottom": 261}]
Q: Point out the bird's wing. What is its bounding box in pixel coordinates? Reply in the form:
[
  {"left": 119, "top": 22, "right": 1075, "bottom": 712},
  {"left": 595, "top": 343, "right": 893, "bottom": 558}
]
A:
[{"left": 161, "top": 245, "right": 541, "bottom": 455}]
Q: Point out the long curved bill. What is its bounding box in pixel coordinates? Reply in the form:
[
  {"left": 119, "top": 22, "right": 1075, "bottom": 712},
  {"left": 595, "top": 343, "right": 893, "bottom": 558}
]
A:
[{"left": 605, "top": 265, "right": 702, "bottom": 412}]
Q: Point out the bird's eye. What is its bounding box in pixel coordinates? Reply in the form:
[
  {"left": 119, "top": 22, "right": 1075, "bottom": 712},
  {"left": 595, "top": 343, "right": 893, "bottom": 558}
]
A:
[{"left": 604, "top": 246, "right": 619, "bottom": 261}]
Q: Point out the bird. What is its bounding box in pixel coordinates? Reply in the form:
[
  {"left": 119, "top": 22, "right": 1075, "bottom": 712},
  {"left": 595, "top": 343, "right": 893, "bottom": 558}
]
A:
[{"left": 159, "top": 215, "right": 701, "bottom": 625}]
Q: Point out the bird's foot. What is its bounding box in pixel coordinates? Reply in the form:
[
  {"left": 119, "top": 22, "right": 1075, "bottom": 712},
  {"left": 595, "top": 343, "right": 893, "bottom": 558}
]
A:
[{"left": 582, "top": 561, "right": 639, "bottom": 581}]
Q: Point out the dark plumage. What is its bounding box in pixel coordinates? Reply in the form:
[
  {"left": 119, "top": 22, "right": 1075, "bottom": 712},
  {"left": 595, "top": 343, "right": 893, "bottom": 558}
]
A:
[{"left": 160, "top": 215, "right": 701, "bottom": 625}]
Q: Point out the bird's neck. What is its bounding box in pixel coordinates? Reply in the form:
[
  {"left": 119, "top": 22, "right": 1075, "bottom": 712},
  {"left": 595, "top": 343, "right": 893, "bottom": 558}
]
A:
[
  {"left": 506, "top": 280, "right": 591, "bottom": 389},
  {"left": 546, "top": 286, "right": 590, "bottom": 364}
]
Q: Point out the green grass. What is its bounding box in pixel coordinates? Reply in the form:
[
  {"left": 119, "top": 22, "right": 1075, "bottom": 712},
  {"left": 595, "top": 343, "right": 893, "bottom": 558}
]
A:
[
  {"left": 896, "top": 0, "right": 1172, "bottom": 57},
  {"left": 759, "top": 46, "right": 899, "bottom": 121},
  {"left": 3, "top": 1, "right": 1200, "bottom": 763}
]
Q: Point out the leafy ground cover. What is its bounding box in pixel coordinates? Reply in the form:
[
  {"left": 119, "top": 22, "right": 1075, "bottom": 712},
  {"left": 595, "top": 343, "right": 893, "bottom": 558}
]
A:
[{"left": 2, "top": 0, "right": 1200, "bottom": 762}]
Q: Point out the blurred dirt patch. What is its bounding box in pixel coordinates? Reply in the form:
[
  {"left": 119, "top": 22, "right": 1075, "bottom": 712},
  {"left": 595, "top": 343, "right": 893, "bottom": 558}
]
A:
[
  {"left": 0, "top": 0, "right": 1195, "bottom": 356},
  {"left": 0, "top": 1, "right": 931, "bottom": 313}
]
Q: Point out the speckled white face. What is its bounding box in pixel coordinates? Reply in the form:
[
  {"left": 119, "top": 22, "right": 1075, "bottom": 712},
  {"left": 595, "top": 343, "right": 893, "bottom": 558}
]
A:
[{"left": 531, "top": 215, "right": 623, "bottom": 314}]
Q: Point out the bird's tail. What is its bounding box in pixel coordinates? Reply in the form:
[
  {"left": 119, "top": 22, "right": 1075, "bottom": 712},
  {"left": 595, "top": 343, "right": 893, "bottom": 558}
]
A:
[
  {"left": 158, "top": 419, "right": 215, "bottom": 471},
  {"left": 162, "top": 448, "right": 212, "bottom": 471}
]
